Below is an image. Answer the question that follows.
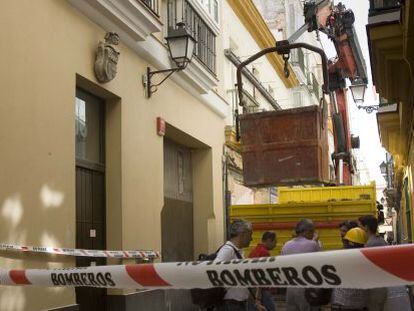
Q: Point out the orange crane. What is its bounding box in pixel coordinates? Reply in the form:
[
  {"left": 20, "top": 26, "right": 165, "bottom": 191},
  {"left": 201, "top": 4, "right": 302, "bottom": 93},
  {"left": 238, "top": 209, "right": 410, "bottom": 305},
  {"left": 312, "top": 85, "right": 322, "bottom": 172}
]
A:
[
  {"left": 236, "top": 0, "right": 368, "bottom": 186},
  {"left": 321, "top": 2, "right": 368, "bottom": 185}
]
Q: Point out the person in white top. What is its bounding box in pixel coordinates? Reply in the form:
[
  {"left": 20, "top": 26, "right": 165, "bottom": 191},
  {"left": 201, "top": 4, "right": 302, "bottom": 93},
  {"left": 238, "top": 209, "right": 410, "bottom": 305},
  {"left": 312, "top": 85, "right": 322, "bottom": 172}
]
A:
[{"left": 215, "top": 219, "right": 256, "bottom": 311}]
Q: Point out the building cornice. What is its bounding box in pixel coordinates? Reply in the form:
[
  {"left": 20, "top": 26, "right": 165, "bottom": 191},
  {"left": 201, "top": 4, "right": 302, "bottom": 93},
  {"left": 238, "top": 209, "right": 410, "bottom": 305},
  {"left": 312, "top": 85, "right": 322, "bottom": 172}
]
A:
[
  {"left": 227, "top": 0, "right": 298, "bottom": 89},
  {"left": 72, "top": 0, "right": 163, "bottom": 41}
]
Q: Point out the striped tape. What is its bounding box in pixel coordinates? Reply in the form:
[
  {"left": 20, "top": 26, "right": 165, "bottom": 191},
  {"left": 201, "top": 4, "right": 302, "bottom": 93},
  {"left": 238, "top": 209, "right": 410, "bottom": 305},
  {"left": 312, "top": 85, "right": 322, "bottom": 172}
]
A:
[
  {"left": 0, "top": 243, "right": 160, "bottom": 259},
  {"left": 0, "top": 245, "right": 413, "bottom": 289}
]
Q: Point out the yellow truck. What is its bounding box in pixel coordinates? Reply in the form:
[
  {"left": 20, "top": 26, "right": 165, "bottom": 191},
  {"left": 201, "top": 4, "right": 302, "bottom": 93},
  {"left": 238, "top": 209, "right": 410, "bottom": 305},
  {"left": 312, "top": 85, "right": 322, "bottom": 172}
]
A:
[{"left": 230, "top": 183, "right": 377, "bottom": 255}]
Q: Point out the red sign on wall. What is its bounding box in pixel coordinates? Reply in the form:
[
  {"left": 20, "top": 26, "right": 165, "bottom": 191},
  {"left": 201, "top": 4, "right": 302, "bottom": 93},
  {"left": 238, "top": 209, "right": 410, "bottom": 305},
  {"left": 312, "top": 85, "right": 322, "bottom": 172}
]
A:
[{"left": 157, "top": 117, "right": 165, "bottom": 136}]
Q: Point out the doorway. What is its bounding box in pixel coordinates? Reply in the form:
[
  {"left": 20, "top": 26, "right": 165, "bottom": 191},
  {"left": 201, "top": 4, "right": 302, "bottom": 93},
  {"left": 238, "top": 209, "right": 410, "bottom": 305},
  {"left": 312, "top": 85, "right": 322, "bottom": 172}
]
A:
[
  {"left": 75, "top": 88, "right": 106, "bottom": 311},
  {"left": 162, "top": 138, "right": 194, "bottom": 310}
]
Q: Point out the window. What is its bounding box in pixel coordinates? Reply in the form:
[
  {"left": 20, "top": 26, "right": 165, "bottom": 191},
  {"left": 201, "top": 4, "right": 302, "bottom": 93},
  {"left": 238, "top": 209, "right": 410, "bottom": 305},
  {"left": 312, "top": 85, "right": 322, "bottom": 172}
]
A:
[
  {"left": 197, "top": 0, "right": 219, "bottom": 23},
  {"left": 268, "top": 85, "right": 274, "bottom": 97},
  {"left": 213, "top": 0, "right": 218, "bottom": 22},
  {"left": 293, "top": 91, "right": 303, "bottom": 108},
  {"left": 75, "top": 90, "right": 105, "bottom": 165},
  {"left": 307, "top": 72, "right": 321, "bottom": 99},
  {"left": 288, "top": 4, "right": 295, "bottom": 36},
  {"left": 140, "top": 0, "right": 159, "bottom": 16},
  {"left": 200, "top": 0, "right": 210, "bottom": 9}
]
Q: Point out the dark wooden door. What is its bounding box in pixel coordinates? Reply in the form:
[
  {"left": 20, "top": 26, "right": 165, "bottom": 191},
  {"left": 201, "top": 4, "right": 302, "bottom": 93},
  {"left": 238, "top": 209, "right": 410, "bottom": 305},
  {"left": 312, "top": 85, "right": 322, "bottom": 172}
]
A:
[
  {"left": 162, "top": 138, "right": 194, "bottom": 310},
  {"left": 162, "top": 138, "right": 194, "bottom": 262},
  {"left": 75, "top": 89, "right": 106, "bottom": 311}
]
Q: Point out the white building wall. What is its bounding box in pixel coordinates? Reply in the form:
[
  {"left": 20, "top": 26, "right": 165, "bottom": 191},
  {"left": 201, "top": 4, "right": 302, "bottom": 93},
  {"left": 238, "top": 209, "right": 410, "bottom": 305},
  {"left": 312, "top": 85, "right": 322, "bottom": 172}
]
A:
[
  {"left": 255, "top": 0, "right": 325, "bottom": 109},
  {"left": 222, "top": 0, "right": 292, "bottom": 118}
]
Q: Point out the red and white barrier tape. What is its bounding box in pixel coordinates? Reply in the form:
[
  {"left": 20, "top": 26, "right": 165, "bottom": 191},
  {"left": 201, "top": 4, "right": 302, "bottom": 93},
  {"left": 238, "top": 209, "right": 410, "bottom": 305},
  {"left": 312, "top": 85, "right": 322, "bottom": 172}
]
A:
[
  {"left": 0, "top": 245, "right": 413, "bottom": 289},
  {"left": 0, "top": 243, "right": 160, "bottom": 259}
]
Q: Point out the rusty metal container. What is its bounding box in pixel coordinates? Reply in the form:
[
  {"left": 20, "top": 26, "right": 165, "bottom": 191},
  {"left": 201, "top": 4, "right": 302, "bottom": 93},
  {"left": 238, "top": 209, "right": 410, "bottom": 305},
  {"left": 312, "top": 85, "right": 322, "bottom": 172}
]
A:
[{"left": 239, "top": 105, "right": 330, "bottom": 187}]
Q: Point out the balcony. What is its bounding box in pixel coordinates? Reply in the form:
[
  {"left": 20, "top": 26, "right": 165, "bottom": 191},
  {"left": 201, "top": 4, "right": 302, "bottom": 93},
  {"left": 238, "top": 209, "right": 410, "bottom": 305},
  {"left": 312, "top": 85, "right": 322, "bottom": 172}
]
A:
[
  {"left": 368, "top": 0, "right": 401, "bottom": 24},
  {"left": 67, "top": 0, "right": 163, "bottom": 41},
  {"left": 366, "top": 0, "right": 405, "bottom": 103},
  {"left": 377, "top": 102, "right": 406, "bottom": 170},
  {"left": 369, "top": 0, "right": 401, "bottom": 16}
]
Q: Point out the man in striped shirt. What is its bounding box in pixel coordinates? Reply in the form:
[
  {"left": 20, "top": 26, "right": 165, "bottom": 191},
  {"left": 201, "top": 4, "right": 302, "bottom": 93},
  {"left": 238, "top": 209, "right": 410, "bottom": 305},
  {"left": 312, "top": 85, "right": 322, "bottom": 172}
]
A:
[{"left": 216, "top": 219, "right": 253, "bottom": 311}]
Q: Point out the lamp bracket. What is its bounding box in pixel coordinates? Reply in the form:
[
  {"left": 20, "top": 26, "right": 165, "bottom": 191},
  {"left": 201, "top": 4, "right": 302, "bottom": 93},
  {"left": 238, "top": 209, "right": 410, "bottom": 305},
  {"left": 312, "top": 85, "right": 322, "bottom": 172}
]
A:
[
  {"left": 357, "top": 105, "right": 379, "bottom": 113},
  {"left": 144, "top": 66, "right": 184, "bottom": 98}
]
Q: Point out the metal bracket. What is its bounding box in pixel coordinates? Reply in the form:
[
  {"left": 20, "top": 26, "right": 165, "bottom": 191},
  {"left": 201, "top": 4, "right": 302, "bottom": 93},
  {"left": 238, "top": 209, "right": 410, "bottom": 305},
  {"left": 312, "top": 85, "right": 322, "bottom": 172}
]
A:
[
  {"left": 143, "top": 66, "right": 183, "bottom": 98},
  {"left": 357, "top": 105, "right": 379, "bottom": 113}
]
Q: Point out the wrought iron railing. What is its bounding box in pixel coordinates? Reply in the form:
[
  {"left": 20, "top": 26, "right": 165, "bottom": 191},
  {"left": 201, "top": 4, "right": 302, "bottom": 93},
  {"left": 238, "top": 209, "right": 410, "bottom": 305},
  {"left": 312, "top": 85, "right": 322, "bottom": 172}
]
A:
[
  {"left": 168, "top": 0, "right": 217, "bottom": 74},
  {"left": 140, "top": 0, "right": 159, "bottom": 16},
  {"left": 369, "top": 0, "right": 401, "bottom": 16}
]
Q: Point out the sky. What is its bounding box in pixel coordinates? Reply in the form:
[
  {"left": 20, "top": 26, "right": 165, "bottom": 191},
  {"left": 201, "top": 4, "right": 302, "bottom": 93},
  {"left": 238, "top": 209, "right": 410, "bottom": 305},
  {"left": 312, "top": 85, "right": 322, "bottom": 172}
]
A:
[{"left": 319, "top": 0, "right": 387, "bottom": 188}]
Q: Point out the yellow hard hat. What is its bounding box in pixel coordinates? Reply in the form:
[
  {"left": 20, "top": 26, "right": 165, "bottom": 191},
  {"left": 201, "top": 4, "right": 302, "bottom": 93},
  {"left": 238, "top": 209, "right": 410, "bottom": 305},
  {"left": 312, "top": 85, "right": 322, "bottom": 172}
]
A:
[{"left": 344, "top": 227, "right": 367, "bottom": 245}]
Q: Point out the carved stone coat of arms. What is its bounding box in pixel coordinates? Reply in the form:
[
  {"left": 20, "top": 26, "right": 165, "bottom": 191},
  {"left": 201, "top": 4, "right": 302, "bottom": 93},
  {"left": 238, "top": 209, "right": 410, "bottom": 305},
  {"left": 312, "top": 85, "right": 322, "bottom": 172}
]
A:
[{"left": 94, "top": 32, "right": 120, "bottom": 83}]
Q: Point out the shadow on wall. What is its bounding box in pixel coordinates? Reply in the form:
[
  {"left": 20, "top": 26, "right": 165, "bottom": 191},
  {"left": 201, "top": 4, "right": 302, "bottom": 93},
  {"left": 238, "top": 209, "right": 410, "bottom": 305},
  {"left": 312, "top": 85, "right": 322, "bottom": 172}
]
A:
[{"left": 0, "top": 183, "right": 75, "bottom": 311}]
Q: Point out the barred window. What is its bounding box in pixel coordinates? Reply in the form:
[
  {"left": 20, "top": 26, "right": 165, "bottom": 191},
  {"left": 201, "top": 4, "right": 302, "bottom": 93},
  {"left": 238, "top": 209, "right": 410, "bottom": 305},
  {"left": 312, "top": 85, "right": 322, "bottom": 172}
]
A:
[
  {"left": 168, "top": 0, "right": 217, "bottom": 74},
  {"left": 197, "top": 0, "right": 219, "bottom": 23},
  {"left": 140, "top": 0, "right": 159, "bottom": 16}
]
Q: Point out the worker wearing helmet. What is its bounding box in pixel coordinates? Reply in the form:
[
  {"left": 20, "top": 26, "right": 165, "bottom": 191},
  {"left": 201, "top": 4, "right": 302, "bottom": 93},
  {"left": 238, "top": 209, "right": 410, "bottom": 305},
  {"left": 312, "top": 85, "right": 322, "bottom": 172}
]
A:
[
  {"left": 331, "top": 228, "right": 368, "bottom": 311},
  {"left": 338, "top": 220, "right": 358, "bottom": 245},
  {"left": 342, "top": 227, "right": 367, "bottom": 248}
]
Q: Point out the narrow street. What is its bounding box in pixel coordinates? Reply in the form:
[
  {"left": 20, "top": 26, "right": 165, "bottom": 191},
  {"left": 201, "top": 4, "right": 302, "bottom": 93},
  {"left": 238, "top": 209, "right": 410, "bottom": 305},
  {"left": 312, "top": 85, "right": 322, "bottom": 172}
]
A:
[{"left": 0, "top": 0, "right": 413, "bottom": 310}]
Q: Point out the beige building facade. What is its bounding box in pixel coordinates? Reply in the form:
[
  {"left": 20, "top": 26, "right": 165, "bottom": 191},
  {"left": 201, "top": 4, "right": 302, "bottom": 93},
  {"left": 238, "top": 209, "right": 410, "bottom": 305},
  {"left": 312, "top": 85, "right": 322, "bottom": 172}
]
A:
[
  {"left": 369, "top": 0, "right": 414, "bottom": 245},
  {"left": 0, "top": 0, "right": 231, "bottom": 310}
]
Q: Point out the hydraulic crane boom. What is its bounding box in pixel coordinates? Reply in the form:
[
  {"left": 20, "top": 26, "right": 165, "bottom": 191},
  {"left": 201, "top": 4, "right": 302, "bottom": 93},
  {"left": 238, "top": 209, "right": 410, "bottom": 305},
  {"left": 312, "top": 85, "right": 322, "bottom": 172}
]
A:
[
  {"left": 317, "top": 1, "right": 368, "bottom": 184},
  {"left": 235, "top": 1, "right": 368, "bottom": 186},
  {"left": 284, "top": 0, "right": 368, "bottom": 184}
]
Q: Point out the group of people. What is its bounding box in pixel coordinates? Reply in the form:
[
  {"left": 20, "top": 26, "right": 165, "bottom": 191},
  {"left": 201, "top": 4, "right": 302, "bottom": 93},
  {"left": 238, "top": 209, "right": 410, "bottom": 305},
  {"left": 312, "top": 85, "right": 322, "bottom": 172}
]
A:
[
  {"left": 213, "top": 217, "right": 413, "bottom": 311},
  {"left": 331, "top": 215, "right": 412, "bottom": 311}
]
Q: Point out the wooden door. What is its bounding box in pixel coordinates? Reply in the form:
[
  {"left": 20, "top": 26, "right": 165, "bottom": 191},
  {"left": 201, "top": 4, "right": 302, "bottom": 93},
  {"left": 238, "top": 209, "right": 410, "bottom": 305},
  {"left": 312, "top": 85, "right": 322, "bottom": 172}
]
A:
[
  {"left": 162, "top": 138, "right": 194, "bottom": 261},
  {"left": 162, "top": 138, "right": 194, "bottom": 310},
  {"left": 75, "top": 89, "right": 106, "bottom": 311}
]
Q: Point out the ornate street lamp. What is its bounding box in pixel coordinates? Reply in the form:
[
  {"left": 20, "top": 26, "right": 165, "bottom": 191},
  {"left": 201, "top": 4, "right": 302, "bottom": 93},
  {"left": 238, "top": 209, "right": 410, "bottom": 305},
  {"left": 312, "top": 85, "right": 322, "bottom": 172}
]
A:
[
  {"left": 166, "top": 22, "right": 196, "bottom": 68},
  {"left": 144, "top": 22, "right": 197, "bottom": 98},
  {"left": 380, "top": 161, "right": 387, "bottom": 176},
  {"left": 350, "top": 80, "right": 379, "bottom": 113},
  {"left": 349, "top": 80, "right": 367, "bottom": 103}
]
